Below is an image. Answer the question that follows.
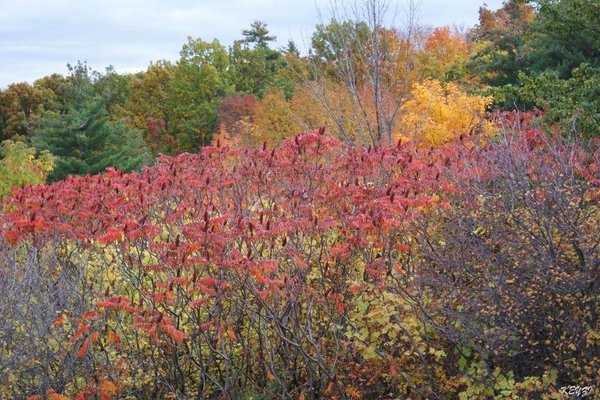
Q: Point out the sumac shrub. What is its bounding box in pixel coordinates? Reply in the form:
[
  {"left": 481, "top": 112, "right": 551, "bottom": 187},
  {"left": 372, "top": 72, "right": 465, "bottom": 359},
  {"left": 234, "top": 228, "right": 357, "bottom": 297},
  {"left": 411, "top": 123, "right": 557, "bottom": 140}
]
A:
[{"left": 0, "top": 126, "right": 597, "bottom": 399}]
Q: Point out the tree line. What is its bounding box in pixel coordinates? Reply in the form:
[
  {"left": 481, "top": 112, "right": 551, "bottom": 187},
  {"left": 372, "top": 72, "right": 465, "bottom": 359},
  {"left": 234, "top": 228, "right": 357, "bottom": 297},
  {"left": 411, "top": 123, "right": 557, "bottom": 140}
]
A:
[{"left": 1, "top": 0, "right": 598, "bottom": 190}]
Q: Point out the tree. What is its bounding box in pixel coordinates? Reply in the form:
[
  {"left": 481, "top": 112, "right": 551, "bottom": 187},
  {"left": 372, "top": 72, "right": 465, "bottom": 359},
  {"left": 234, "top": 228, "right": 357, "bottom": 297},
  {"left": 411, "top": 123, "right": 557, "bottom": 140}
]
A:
[
  {"left": 242, "top": 20, "right": 277, "bottom": 49},
  {"left": 213, "top": 92, "right": 259, "bottom": 147},
  {"left": 467, "top": 0, "right": 535, "bottom": 87},
  {"left": 283, "top": 40, "right": 300, "bottom": 57},
  {"left": 523, "top": 0, "right": 600, "bottom": 78},
  {"left": 414, "top": 126, "right": 599, "bottom": 393},
  {"left": 306, "top": 0, "right": 422, "bottom": 146},
  {"left": 123, "top": 62, "right": 178, "bottom": 154},
  {"left": 290, "top": 83, "right": 337, "bottom": 133},
  {"left": 519, "top": 65, "right": 600, "bottom": 138},
  {"left": 168, "top": 38, "right": 232, "bottom": 151},
  {"left": 398, "top": 79, "right": 493, "bottom": 146},
  {"left": 252, "top": 88, "right": 298, "bottom": 147},
  {"left": 0, "top": 140, "right": 54, "bottom": 198},
  {"left": 421, "top": 27, "right": 469, "bottom": 81},
  {"left": 93, "top": 65, "right": 133, "bottom": 118},
  {"left": 0, "top": 82, "right": 57, "bottom": 141},
  {"left": 32, "top": 63, "right": 152, "bottom": 181},
  {"left": 486, "top": 0, "right": 600, "bottom": 135},
  {"left": 230, "top": 22, "right": 291, "bottom": 99}
]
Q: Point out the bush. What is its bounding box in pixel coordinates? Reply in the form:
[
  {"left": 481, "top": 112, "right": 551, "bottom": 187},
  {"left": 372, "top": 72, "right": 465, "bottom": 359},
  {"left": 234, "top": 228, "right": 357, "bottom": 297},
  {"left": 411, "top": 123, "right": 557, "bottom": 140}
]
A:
[{"left": 1, "top": 126, "right": 597, "bottom": 398}]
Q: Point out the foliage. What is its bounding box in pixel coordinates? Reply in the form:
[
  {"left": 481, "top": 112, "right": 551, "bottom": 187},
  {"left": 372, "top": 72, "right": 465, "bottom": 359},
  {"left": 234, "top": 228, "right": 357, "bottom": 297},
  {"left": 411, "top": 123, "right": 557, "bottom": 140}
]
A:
[
  {"left": 307, "top": 1, "right": 422, "bottom": 146},
  {"left": 519, "top": 65, "right": 600, "bottom": 138},
  {"left": 212, "top": 93, "right": 260, "bottom": 148},
  {"left": 0, "top": 140, "right": 54, "bottom": 198},
  {"left": 421, "top": 27, "right": 469, "bottom": 81},
  {"left": 0, "top": 81, "right": 61, "bottom": 141},
  {"left": 242, "top": 20, "right": 277, "bottom": 49},
  {"left": 252, "top": 88, "right": 298, "bottom": 147},
  {"left": 230, "top": 22, "right": 291, "bottom": 99},
  {"left": 289, "top": 84, "right": 338, "bottom": 134},
  {"left": 123, "top": 62, "right": 178, "bottom": 154},
  {"left": 524, "top": 0, "right": 600, "bottom": 78},
  {"left": 414, "top": 121, "right": 600, "bottom": 397},
  {"left": 168, "top": 37, "right": 232, "bottom": 151},
  {"left": 398, "top": 79, "right": 493, "bottom": 146},
  {"left": 467, "top": 0, "right": 535, "bottom": 87},
  {"left": 1, "top": 125, "right": 597, "bottom": 398},
  {"left": 32, "top": 63, "right": 152, "bottom": 181},
  {"left": 1, "top": 4, "right": 600, "bottom": 395}
]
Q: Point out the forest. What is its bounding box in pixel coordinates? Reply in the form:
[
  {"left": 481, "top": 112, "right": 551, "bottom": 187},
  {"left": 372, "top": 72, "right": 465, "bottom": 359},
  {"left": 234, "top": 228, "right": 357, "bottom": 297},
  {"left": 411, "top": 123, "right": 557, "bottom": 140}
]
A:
[{"left": 0, "top": 0, "right": 598, "bottom": 398}]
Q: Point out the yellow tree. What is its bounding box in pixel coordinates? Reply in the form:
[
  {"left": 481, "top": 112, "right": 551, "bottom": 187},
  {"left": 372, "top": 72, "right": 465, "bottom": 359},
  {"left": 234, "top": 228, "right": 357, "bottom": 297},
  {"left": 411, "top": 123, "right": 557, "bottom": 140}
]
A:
[
  {"left": 251, "top": 88, "right": 299, "bottom": 147},
  {"left": 0, "top": 82, "right": 58, "bottom": 141},
  {"left": 398, "top": 79, "right": 493, "bottom": 147},
  {"left": 289, "top": 85, "right": 331, "bottom": 133}
]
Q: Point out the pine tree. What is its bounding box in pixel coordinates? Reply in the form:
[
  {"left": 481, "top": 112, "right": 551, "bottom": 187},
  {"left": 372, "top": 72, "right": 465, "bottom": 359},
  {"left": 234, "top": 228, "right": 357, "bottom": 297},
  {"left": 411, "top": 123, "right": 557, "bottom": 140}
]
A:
[
  {"left": 32, "top": 62, "right": 152, "bottom": 181},
  {"left": 242, "top": 20, "right": 276, "bottom": 49}
]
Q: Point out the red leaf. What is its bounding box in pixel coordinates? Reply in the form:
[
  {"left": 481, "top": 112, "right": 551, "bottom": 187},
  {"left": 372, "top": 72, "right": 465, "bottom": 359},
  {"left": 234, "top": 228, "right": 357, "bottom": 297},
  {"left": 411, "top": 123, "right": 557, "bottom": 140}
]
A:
[
  {"left": 3, "top": 230, "right": 20, "bottom": 245},
  {"left": 98, "top": 228, "right": 124, "bottom": 244}
]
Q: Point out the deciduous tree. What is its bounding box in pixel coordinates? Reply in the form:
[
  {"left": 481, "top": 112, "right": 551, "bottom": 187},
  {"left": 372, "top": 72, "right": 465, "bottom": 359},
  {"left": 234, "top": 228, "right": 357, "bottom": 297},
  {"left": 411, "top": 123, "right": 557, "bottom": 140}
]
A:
[
  {"left": 306, "top": 0, "right": 422, "bottom": 146},
  {"left": 398, "top": 78, "right": 493, "bottom": 146},
  {"left": 168, "top": 38, "right": 232, "bottom": 151},
  {"left": 0, "top": 140, "right": 54, "bottom": 198}
]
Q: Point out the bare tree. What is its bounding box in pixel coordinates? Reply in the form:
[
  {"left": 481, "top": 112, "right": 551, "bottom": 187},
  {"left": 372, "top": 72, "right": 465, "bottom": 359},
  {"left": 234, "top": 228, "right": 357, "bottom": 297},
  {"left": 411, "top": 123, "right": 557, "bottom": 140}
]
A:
[{"left": 305, "top": 0, "right": 423, "bottom": 146}]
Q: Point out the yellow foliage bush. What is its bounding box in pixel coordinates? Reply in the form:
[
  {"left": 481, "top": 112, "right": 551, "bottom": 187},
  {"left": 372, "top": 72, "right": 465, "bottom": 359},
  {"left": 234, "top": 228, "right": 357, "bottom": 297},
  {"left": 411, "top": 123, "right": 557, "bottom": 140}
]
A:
[{"left": 0, "top": 140, "right": 54, "bottom": 198}]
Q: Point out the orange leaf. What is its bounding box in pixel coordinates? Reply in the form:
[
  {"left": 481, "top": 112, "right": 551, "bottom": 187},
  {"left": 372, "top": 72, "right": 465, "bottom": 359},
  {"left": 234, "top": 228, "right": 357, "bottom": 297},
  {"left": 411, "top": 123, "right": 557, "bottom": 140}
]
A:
[
  {"left": 325, "top": 382, "right": 335, "bottom": 395},
  {"left": 70, "top": 325, "right": 90, "bottom": 343},
  {"left": 46, "top": 389, "right": 70, "bottom": 400},
  {"left": 89, "top": 331, "right": 100, "bottom": 343},
  {"left": 77, "top": 337, "right": 90, "bottom": 358},
  {"left": 98, "top": 228, "right": 124, "bottom": 244},
  {"left": 291, "top": 253, "right": 308, "bottom": 270},
  {"left": 99, "top": 380, "right": 118, "bottom": 400},
  {"left": 198, "top": 277, "right": 218, "bottom": 286},
  {"left": 53, "top": 313, "right": 65, "bottom": 327},
  {"left": 108, "top": 332, "right": 121, "bottom": 344},
  {"left": 226, "top": 325, "right": 237, "bottom": 342},
  {"left": 395, "top": 243, "right": 411, "bottom": 252},
  {"left": 389, "top": 359, "right": 398, "bottom": 378},
  {"left": 4, "top": 230, "right": 20, "bottom": 245},
  {"left": 393, "top": 264, "right": 404, "bottom": 275},
  {"left": 162, "top": 324, "right": 188, "bottom": 342}
]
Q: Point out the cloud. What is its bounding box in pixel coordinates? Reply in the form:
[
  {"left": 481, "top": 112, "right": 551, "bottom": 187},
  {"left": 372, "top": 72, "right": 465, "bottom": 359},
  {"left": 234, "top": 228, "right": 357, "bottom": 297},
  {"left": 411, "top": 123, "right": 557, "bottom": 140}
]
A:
[{"left": 0, "top": 0, "right": 503, "bottom": 87}]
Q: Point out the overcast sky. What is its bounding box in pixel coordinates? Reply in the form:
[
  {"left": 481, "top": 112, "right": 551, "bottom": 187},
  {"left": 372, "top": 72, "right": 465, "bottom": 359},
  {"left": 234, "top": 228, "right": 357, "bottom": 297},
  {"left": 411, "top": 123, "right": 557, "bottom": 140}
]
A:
[{"left": 0, "top": 0, "right": 504, "bottom": 88}]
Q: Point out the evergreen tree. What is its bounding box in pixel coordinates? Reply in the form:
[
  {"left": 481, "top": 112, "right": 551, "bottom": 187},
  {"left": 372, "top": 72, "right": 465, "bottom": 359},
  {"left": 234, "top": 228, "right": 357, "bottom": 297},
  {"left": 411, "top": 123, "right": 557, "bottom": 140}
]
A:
[
  {"left": 284, "top": 40, "right": 300, "bottom": 57},
  {"left": 32, "top": 62, "right": 152, "bottom": 181},
  {"left": 523, "top": 0, "right": 600, "bottom": 78},
  {"left": 242, "top": 20, "right": 276, "bottom": 49},
  {"left": 231, "top": 22, "right": 291, "bottom": 99}
]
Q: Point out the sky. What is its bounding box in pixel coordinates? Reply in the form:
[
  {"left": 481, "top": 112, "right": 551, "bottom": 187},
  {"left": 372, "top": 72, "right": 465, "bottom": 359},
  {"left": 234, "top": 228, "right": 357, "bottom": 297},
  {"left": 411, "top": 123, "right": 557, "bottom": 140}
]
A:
[{"left": 0, "top": 0, "right": 504, "bottom": 88}]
